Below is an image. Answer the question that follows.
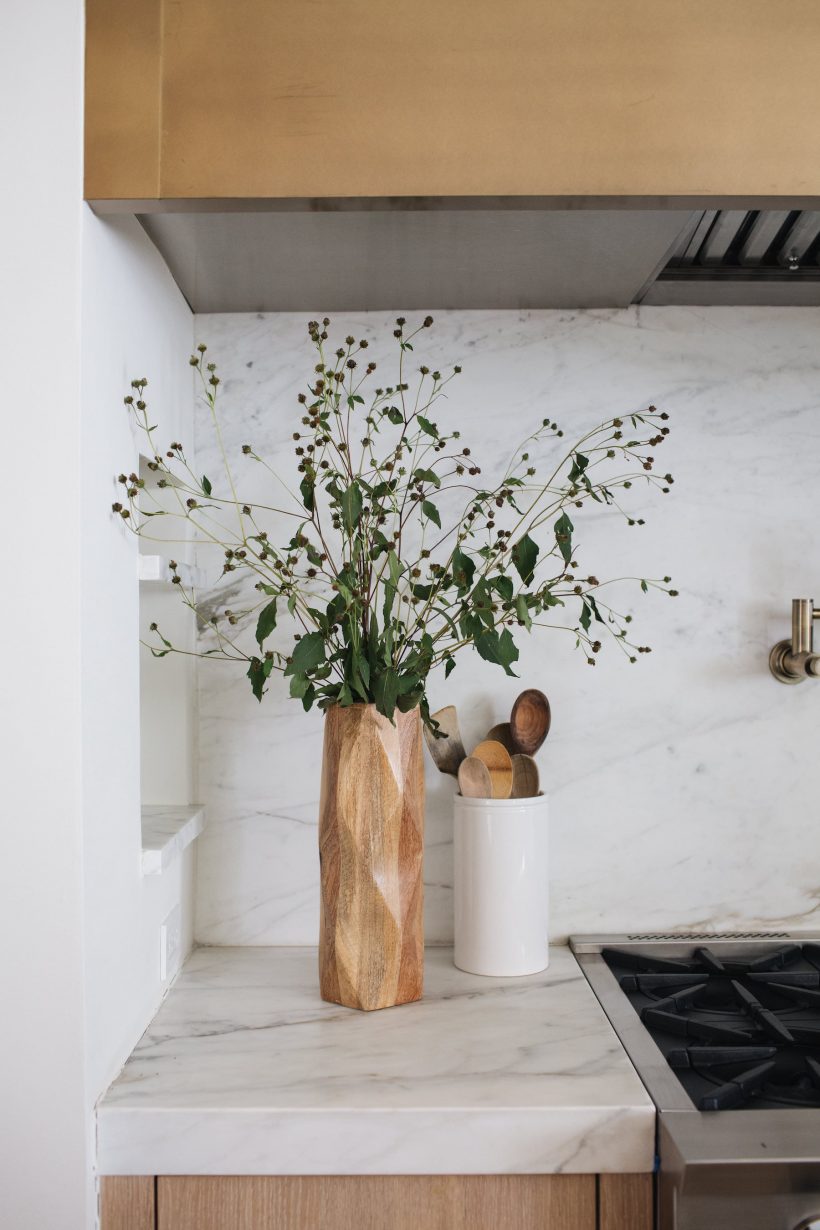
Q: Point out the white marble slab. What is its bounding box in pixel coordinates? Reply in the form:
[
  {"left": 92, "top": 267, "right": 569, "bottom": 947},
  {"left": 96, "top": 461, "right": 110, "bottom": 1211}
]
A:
[
  {"left": 141, "top": 805, "right": 205, "bottom": 875},
  {"left": 96, "top": 945, "right": 654, "bottom": 1176},
  {"left": 191, "top": 307, "right": 820, "bottom": 947}
]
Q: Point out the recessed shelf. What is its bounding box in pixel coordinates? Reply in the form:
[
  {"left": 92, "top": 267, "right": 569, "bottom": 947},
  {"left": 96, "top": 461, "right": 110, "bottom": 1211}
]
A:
[
  {"left": 141, "top": 804, "right": 206, "bottom": 875},
  {"left": 138, "top": 554, "right": 206, "bottom": 587}
]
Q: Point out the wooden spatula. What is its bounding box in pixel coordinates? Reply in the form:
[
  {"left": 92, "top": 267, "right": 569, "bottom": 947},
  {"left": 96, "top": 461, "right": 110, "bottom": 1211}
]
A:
[
  {"left": 511, "top": 753, "right": 540, "bottom": 798},
  {"left": 471, "top": 740, "right": 513, "bottom": 799},
  {"left": 423, "top": 705, "right": 467, "bottom": 776},
  {"left": 457, "top": 756, "right": 493, "bottom": 798}
]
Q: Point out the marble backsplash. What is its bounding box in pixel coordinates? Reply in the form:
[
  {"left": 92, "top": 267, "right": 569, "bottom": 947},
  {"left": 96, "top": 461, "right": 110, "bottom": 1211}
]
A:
[{"left": 192, "top": 307, "right": 820, "bottom": 945}]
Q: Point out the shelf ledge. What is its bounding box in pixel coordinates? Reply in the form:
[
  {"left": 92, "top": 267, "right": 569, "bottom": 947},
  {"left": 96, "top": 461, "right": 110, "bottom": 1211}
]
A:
[
  {"left": 141, "top": 804, "right": 206, "bottom": 875},
  {"left": 138, "top": 555, "right": 205, "bottom": 588}
]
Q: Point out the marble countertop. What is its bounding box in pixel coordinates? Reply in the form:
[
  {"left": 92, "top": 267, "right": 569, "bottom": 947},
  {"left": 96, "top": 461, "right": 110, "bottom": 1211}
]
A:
[{"left": 97, "top": 946, "right": 655, "bottom": 1176}]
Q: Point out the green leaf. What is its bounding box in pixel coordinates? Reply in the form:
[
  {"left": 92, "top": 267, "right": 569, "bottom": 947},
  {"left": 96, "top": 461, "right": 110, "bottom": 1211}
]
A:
[
  {"left": 512, "top": 533, "right": 539, "bottom": 585},
  {"left": 451, "top": 547, "right": 475, "bottom": 592},
  {"left": 421, "top": 500, "right": 441, "bottom": 529},
  {"left": 471, "top": 577, "right": 495, "bottom": 628},
  {"left": 444, "top": 656, "right": 456, "bottom": 679},
  {"left": 473, "top": 628, "right": 519, "bottom": 677},
  {"left": 515, "top": 593, "right": 532, "bottom": 630},
  {"left": 387, "top": 406, "right": 404, "bottom": 425},
  {"left": 568, "top": 452, "right": 589, "bottom": 483},
  {"left": 255, "top": 598, "right": 278, "bottom": 647},
  {"left": 417, "top": 415, "right": 438, "bottom": 438},
  {"left": 493, "top": 575, "right": 514, "bottom": 602},
  {"left": 383, "top": 582, "right": 397, "bottom": 626},
  {"left": 396, "top": 672, "right": 420, "bottom": 695},
  {"left": 341, "top": 482, "right": 362, "bottom": 533},
  {"left": 580, "top": 600, "right": 591, "bottom": 632},
  {"left": 640, "top": 579, "right": 648, "bottom": 593},
  {"left": 587, "top": 594, "right": 605, "bottom": 623},
  {"left": 373, "top": 669, "right": 399, "bottom": 720},
  {"left": 289, "top": 672, "right": 310, "bottom": 699},
  {"left": 300, "top": 683, "right": 316, "bottom": 712},
  {"left": 554, "top": 512, "right": 574, "bottom": 565},
  {"left": 413, "top": 467, "right": 441, "bottom": 489},
  {"left": 247, "top": 657, "right": 266, "bottom": 701},
  {"left": 284, "top": 631, "right": 326, "bottom": 677},
  {"left": 300, "top": 477, "right": 315, "bottom": 513},
  {"left": 201, "top": 475, "right": 212, "bottom": 496}
]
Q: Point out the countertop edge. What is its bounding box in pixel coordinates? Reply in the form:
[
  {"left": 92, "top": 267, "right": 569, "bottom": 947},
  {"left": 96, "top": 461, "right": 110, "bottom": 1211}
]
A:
[{"left": 96, "top": 1103, "right": 656, "bottom": 1177}]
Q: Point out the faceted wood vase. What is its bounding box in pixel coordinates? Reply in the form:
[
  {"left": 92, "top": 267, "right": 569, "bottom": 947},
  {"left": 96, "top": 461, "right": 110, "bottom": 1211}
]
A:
[{"left": 318, "top": 704, "right": 424, "bottom": 1011}]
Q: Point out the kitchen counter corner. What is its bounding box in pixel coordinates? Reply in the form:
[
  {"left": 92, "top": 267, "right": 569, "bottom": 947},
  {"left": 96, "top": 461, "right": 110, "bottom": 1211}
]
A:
[{"left": 97, "top": 945, "right": 654, "bottom": 1177}]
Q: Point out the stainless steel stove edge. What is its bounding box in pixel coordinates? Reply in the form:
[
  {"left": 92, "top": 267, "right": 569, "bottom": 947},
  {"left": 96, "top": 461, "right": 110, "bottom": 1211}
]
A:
[
  {"left": 570, "top": 933, "right": 820, "bottom": 1230},
  {"left": 569, "top": 930, "right": 820, "bottom": 956}
]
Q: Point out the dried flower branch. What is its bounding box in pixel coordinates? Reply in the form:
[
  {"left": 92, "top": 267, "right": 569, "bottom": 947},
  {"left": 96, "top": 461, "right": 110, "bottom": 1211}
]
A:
[{"left": 114, "top": 317, "right": 676, "bottom": 725}]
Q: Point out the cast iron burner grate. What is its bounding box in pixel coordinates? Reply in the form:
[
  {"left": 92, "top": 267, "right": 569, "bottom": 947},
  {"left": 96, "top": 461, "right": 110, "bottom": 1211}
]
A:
[{"left": 603, "top": 943, "right": 820, "bottom": 1111}]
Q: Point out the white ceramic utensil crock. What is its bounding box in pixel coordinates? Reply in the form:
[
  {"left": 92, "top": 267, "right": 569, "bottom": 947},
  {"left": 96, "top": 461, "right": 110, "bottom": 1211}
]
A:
[{"left": 453, "top": 793, "right": 549, "bottom": 976}]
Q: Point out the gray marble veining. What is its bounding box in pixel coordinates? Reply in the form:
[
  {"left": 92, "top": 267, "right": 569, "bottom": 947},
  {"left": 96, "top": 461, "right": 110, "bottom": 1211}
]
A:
[
  {"left": 191, "top": 307, "right": 820, "bottom": 945},
  {"left": 96, "top": 945, "right": 654, "bottom": 1175}
]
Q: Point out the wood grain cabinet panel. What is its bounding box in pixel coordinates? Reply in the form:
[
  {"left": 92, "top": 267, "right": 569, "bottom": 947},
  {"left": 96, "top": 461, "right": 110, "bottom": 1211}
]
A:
[
  {"left": 599, "top": 1174, "right": 654, "bottom": 1230},
  {"left": 85, "top": 0, "right": 820, "bottom": 205},
  {"left": 100, "top": 1177, "right": 155, "bottom": 1230},
  {"left": 157, "top": 1175, "right": 597, "bottom": 1230}
]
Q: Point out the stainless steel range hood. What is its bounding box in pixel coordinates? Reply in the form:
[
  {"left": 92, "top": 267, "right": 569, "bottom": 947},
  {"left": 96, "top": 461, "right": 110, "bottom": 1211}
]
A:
[
  {"left": 641, "top": 208, "right": 820, "bottom": 305},
  {"left": 138, "top": 204, "right": 820, "bottom": 312}
]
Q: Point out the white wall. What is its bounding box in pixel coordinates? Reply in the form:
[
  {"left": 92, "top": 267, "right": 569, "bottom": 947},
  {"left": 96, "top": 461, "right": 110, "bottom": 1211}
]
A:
[
  {"left": 1, "top": 7, "right": 196, "bottom": 1222},
  {"left": 0, "top": 1, "right": 90, "bottom": 1226},
  {"left": 192, "top": 308, "right": 820, "bottom": 946},
  {"left": 81, "top": 211, "right": 195, "bottom": 1106}
]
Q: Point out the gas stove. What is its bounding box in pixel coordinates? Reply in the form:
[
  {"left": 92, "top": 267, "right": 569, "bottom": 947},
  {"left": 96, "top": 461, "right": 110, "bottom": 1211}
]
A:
[{"left": 571, "top": 933, "right": 820, "bottom": 1230}]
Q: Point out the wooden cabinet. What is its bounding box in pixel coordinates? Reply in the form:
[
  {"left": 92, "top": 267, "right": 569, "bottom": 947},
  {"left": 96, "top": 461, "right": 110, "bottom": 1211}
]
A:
[
  {"left": 85, "top": 0, "right": 820, "bottom": 207},
  {"left": 102, "top": 1174, "right": 653, "bottom": 1230}
]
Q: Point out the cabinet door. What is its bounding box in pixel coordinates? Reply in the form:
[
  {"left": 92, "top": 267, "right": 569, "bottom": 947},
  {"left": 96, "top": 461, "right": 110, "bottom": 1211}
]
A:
[
  {"left": 599, "top": 1174, "right": 654, "bottom": 1230},
  {"left": 158, "top": 1175, "right": 596, "bottom": 1230},
  {"left": 100, "top": 1177, "right": 155, "bottom": 1230}
]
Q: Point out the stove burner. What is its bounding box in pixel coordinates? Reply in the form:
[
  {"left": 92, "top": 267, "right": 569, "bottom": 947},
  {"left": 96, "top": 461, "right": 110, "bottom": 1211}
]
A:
[{"left": 603, "top": 943, "right": 820, "bottom": 1111}]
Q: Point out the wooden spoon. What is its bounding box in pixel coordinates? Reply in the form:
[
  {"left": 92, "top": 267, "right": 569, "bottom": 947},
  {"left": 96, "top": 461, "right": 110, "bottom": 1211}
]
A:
[
  {"left": 457, "top": 756, "right": 492, "bottom": 798},
  {"left": 423, "top": 705, "right": 467, "bottom": 776},
  {"left": 486, "top": 722, "right": 518, "bottom": 755},
  {"left": 511, "top": 753, "right": 540, "bottom": 799},
  {"left": 471, "top": 740, "right": 513, "bottom": 799},
  {"left": 510, "top": 689, "right": 551, "bottom": 756}
]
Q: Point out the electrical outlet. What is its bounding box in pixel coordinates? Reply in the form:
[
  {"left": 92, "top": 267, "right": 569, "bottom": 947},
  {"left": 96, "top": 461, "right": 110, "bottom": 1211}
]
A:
[{"left": 160, "top": 904, "right": 182, "bottom": 982}]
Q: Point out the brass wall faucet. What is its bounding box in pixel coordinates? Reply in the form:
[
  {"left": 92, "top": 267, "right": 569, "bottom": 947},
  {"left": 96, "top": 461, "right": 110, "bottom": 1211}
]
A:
[{"left": 769, "top": 599, "right": 820, "bottom": 683}]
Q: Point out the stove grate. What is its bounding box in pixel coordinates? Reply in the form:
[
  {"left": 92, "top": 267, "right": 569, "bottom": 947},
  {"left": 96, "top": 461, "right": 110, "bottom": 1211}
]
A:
[{"left": 626, "top": 931, "right": 790, "bottom": 941}]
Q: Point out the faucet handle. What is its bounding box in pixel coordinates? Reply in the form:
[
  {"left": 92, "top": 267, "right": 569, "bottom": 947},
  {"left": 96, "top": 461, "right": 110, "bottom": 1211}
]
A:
[{"left": 792, "top": 598, "right": 814, "bottom": 655}]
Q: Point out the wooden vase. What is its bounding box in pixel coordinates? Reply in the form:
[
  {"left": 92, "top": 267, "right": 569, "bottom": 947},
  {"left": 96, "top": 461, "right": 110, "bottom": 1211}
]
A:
[{"left": 318, "top": 703, "right": 424, "bottom": 1011}]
